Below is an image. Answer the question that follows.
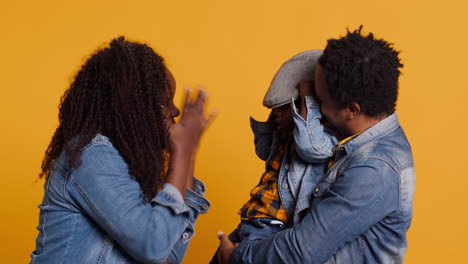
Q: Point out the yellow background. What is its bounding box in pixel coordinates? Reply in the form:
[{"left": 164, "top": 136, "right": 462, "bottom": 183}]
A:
[{"left": 1, "top": 0, "right": 467, "bottom": 263}]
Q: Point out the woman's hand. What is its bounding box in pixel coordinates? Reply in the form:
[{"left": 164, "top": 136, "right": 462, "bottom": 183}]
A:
[
  {"left": 169, "top": 88, "right": 215, "bottom": 155},
  {"left": 166, "top": 87, "right": 216, "bottom": 196}
]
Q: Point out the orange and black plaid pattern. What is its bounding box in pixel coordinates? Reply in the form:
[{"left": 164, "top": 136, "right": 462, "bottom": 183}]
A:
[
  {"left": 327, "top": 133, "right": 360, "bottom": 169},
  {"left": 239, "top": 144, "right": 288, "bottom": 223}
]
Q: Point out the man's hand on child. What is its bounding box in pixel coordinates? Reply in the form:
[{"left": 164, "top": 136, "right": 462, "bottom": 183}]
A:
[{"left": 217, "top": 231, "right": 238, "bottom": 264}]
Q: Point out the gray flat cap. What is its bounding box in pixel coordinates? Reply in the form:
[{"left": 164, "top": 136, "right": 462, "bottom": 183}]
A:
[{"left": 263, "top": 49, "right": 323, "bottom": 109}]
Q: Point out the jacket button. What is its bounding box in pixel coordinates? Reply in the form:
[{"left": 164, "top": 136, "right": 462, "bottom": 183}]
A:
[
  {"left": 315, "top": 188, "right": 319, "bottom": 193},
  {"left": 182, "top": 233, "right": 189, "bottom": 239},
  {"left": 284, "top": 164, "right": 289, "bottom": 170},
  {"left": 282, "top": 183, "right": 288, "bottom": 190}
]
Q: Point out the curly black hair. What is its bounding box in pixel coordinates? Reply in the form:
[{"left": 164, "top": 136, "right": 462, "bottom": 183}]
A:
[
  {"left": 40, "top": 37, "right": 171, "bottom": 202},
  {"left": 319, "top": 26, "right": 403, "bottom": 116}
]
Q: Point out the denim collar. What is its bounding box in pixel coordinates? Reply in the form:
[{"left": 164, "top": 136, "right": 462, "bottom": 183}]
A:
[{"left": 343, "top": 113, "right": 400, "bottom": 155}]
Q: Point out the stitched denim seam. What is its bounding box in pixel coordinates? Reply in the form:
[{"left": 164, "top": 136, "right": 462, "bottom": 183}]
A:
[
  {"left": 398, "top": 167, "right": 415, "bottom": 213},
  {"left": 152, "top": 195, "right": 188, "bottom": 215},
  {"left": 96, "top": 236, "right": 111, "bottom": 264},
  {"left": 181, "top": 220, "right": 194, "bottom": 245},
  {"left": 185, "top": 199, "right": 207, "bottom": 213},
  {"left": 63, "top": 212, "right": 79, "bottom": 262},
  {"left": 315, "top": 177, "right": 392, "bottom": 263},
  {"left": 277, "top": 166, "right": 291, "bottom": 219},
  {"left": 69, "top": 177, "right": 123, "bottom": 242},
  {"left": 158, "top": 219, "right": 190, "bottom": 258},
  {"left": 357, "top": 236, "right": 364, "bottom": 263},
  {"left": 359, "top": 155, "right": 400, "bottom": 211},
  {"left": 83, "top": 135, "right": 114, "bottom": 150},
  {"left": 41, "top": 179, "right": 51, "bottom": 253},
  {"left": 64, "top": 176, "right": 80, "bottom": 213},
  {"left": 62, "top": 171, "right": 79, "bottom": 212},
  {"left": 161, "top": 191, "right": 184, "bottom": 209},
  {"left": 305, "top": 127, "right": 334, "bottom": 157}
]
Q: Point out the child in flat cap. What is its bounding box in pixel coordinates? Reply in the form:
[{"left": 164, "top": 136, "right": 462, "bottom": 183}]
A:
[{"left": 211, "top": 50, "right": 337, "bottom": 264}]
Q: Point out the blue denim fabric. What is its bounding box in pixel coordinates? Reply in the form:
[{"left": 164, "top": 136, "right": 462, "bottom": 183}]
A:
[
  {"left": 30, "top": 134, "right": 210, "bottom": 264},
  {"left": 232, "top": 113, "right": 415, "bottom": 264},
  {"left": 209, "top": 218, "right": 287, "bottom": 264},
  {"left": 241, "top": 97, "right": 336, "bottom": 230},
  {"left": 236, "top": 218, "right": 287, "bottom": 241},
  {"left": 214, "top": 97, "right": 338, "bottom": 264},
  {"left": 246, "top": 97, "right": 336, "bottom": 227},
  {"left": 292, "top": 96, "right": 338, "bottom": 163},
  {"left": 250, "top": 118, "right": 314, "bottom": 224}
]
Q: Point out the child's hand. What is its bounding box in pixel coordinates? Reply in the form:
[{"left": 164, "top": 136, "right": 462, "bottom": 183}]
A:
[
  {"left": 298, "top": 79, "right": 315, "bottom": 97},
  {"left": 297, "top": 79, "right": 315, "bottom": 120}
]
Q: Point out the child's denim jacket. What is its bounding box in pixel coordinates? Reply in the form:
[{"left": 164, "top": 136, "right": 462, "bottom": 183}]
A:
[{"left": 248, "top": 96, "right": 337, "bottom": 226}]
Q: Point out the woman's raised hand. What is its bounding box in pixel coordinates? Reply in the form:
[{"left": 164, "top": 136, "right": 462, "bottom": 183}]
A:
[
  {"left": 168, "top": 87, "right": 216, "bottom": 155},
  {"left": 166, "top": 87, "right": 216, "bottom": 196}
]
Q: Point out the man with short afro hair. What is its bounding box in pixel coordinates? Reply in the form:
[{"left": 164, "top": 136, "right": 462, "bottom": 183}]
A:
[{"left": 218, "top": 27, "right": 415, "bottom": 264}]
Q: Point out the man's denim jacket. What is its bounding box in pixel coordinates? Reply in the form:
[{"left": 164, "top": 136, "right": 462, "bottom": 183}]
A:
[
  {"left": 234, "top": 102, "right": 415, "bottom": 263},
  {"left": 31, "top": 134, "right": 210, "bottom": 264}
]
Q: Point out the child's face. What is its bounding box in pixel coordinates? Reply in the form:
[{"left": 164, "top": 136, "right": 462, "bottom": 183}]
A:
[{"left": 272, "top": 104, "right": 294, "bottom": 133}]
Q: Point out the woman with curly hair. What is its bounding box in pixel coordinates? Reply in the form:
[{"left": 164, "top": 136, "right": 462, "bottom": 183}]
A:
[{"left": 31, "top": 37, "right": 215, "bottom": 264}]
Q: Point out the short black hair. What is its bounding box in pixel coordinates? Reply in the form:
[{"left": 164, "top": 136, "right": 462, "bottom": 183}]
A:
[{"left": 319, "top": 26, "right": 403, "bottom": 116}]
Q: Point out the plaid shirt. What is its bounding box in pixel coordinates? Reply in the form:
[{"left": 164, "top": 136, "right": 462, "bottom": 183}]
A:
[
  {"left": 239, "top": 144, "right": 288, "bottom": 222},
  {"left": 327, "top": 133, "right": 360, "bottom": 169}
]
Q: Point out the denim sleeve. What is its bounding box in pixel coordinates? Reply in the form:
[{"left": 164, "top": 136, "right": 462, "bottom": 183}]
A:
[
  {"left": 232, "top": 158, "right": 399, "bottom": 264},
  {"left": 292, "top": 97, "right": 337, "bottom": 163},
  {"left": 250, "top": 117, "right": 276, "bottom": 161},
  {"left": 165, "top": 178, "right": 210, "bottom": 264},
  {"left": 66, "top": 143, "right": 209, "bottom": 264},
  {"left": 186, "top": 177, "right": 210, "bottom": 218}
]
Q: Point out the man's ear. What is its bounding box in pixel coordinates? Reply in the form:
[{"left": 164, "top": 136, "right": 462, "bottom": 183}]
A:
[{"left": 347, "top": 102, "right": 361, "bottom": 119}]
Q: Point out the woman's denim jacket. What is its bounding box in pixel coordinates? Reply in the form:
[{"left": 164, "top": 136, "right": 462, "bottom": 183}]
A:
[
  {"left": 233, "top": 100, "right": 415, "bottom": 263},
  {"left": 31, "top": 134, "right": 210, "bottom": 264}
]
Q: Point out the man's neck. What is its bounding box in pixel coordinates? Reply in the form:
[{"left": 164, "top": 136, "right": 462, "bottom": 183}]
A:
[{"left": 345, "top": 113, "right": 390, "bottom": 137}]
